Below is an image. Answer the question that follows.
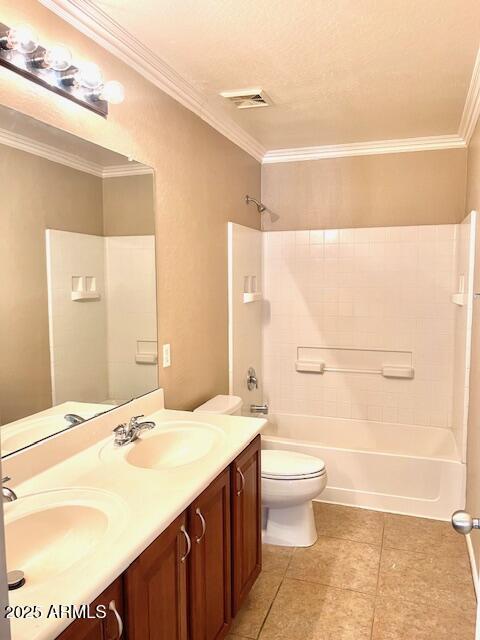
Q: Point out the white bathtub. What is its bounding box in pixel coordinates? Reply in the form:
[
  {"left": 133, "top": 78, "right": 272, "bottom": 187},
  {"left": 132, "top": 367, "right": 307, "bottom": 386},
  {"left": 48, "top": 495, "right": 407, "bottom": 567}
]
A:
[{"left": 261, "top": 413, "right": 465, "bottom": 521}]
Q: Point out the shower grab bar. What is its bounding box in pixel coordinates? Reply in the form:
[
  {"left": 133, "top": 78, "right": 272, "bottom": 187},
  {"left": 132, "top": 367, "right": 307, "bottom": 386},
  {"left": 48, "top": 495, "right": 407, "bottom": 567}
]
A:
[{"left": 295, "top": 361, "right": 414, "bottom": 379}]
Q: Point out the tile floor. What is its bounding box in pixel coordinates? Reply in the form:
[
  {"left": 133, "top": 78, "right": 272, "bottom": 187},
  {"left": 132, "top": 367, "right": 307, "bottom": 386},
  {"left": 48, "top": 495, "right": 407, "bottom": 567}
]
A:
[{"left": 227, "top": 502, "right": 477, "bottom": 640}]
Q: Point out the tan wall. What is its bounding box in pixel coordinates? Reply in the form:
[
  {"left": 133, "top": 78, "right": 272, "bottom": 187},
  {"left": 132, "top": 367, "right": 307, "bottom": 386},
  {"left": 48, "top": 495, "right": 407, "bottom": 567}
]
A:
[
  {"left": 466, "top": 119, "right": 480, "bottom": 569},
  {"left": 261, "top": 150, "right": 467, "bottom": 231},
  {"left": 1, "top": 0, "right": 261, "bottom": 411},
  {"left": 0, "top": 145, "right": 104, "bottom": 424},
  {"left": 102, "top": 174, "right": 155, "bottom": 236}
]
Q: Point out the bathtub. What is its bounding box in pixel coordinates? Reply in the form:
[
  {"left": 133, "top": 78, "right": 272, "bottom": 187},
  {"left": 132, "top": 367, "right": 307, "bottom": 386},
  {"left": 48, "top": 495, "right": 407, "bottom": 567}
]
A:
[{"left": 261, "top": 413, "right": 465, "bottom": 521}]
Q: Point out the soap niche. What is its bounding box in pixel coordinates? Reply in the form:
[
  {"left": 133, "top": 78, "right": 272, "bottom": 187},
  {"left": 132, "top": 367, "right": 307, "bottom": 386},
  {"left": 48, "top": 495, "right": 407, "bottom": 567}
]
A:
[
  {"left": 71, "top": 275, "right": 100, "bottom": 301},
  {"left": 243, "top": 274, "right": 262, "bottom": 303}
]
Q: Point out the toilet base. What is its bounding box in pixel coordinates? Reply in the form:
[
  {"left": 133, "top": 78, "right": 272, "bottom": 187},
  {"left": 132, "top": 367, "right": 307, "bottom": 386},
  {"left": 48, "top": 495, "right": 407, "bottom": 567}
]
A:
[{"left": 262, "top": 501, "right": 318, "bottom": 547}]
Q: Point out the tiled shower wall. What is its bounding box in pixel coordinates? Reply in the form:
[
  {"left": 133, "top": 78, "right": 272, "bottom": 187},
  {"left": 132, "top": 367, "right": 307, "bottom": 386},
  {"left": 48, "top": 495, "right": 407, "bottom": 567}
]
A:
[
  {"left": 105, "top": 236, "right": 157, "bottom": 403},
  {"left": 47, "top": 231, "right": 157, "bottom": 406},
  {"left": 262, "top": 224, "right": 462, "bottom": 429},
  {"left": 452, "top": 213, "right": 476, "bottom": 460}
]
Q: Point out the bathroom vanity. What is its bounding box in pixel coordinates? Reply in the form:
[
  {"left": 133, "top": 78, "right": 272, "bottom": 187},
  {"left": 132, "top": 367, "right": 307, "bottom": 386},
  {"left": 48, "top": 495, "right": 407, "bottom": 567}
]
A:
[
  {"left": 4, "top": 398, "right": 264, "bottom": 640},
  {"left": 56, "top": 436, "right": 260, "bottom": 640}
]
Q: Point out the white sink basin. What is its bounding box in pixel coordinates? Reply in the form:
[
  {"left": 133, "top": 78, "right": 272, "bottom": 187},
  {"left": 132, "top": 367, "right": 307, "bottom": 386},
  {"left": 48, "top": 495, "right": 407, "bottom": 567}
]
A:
[
  {"left": 4, "top": 488, "right": 128, "bottom": 592},
  {"left": 100, "top": 421, "right": 224, "bottom": 470}
]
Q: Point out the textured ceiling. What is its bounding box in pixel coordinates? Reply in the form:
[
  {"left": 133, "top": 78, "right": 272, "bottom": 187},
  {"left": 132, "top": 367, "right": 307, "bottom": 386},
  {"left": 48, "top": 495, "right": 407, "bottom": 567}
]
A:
[{"left": 91, "top": 0, "right": 480, "bottom": 149}]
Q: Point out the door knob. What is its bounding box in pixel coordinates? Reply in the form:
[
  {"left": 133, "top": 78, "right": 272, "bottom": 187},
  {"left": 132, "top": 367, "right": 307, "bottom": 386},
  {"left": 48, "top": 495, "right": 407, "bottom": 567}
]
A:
[{"left": 451, "top": 510, "right": 480, "bottom": 535}]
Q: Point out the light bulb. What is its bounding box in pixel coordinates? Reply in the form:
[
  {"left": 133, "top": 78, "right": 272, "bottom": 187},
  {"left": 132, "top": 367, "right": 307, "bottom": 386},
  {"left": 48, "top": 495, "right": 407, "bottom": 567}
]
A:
[
  {"left": 77, "top": 62, "right": 103, "bottom": 90},
  {"left": 7, "top": 25, "right": 39, "bottom": 54},
  {"left": 44, "top": 45, "right": 72, "bottom": 71},
  {"left": 100, "top": 80, "right": 125, "bottom": 104}
]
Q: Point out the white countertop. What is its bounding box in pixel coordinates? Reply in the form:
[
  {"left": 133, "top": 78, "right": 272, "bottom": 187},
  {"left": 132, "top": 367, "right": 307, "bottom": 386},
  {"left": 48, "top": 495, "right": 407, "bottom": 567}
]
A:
[{"left": 6, "top": 408, "right": 266, "bottom": 640}]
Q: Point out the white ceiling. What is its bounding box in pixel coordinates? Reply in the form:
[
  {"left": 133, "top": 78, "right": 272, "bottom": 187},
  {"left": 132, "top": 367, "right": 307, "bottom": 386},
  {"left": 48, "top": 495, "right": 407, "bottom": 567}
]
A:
[{"left": 43, "top": 0, "right": 480, "bottom": 158}]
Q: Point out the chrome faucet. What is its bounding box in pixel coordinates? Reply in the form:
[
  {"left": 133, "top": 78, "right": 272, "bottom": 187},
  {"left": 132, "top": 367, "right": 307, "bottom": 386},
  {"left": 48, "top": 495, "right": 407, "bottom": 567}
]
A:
[
  {"left": 2, "top": 477, "right": 17, "bottom": 502},
  {"left": 64, "top": 413, "right": 86, "bottom": 426},
  {"left": 250, "top": 403, "right": 269, "bottom": 415},
  {"left": 113, "top": 415, "right": 156, "bottom": 446}
]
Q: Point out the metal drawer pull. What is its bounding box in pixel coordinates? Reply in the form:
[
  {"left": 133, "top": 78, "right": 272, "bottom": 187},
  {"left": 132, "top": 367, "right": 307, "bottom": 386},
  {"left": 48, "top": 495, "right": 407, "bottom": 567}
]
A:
[
  {"left": 108, "top": 600, "right": 123, "bottom": 638},
  {"left": 237, "top": 468, "right": 245, "bottom": 496},
  {"left": 180, "top": 525, "right": 191, "bottom": 562},
  {"left": 195, "top": 508, "right": 206, "bottom": 543}
]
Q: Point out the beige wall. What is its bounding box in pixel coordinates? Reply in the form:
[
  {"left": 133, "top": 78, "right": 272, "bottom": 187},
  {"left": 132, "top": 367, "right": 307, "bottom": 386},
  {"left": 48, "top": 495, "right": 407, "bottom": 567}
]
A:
[
  {"left": 261, "top": 150, "right": 467, "bottom": 231},
  {"left": 1, "top": 0, "right": 261, "bottom": 412},
  {"left": 0, "top": 145, "right": 104, "bottom": 424},
  {"left": 466, "top": 119, "right": 480, "bottom": 569},
  {"left": 103, "top": 174, "right": 155, "bottom": 236}
]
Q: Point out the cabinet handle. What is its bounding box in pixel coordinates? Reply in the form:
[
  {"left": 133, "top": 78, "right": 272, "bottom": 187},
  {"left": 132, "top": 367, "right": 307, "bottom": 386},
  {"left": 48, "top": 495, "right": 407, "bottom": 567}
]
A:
[
  {"left": 108, "top": 600, "right": 123, "bottom": 638},
  {"left": 180, "top": 525, "right": 191, "bottom": 562},
  {"left": 195, "top": 508, "right": 206, "bottom": 543},
  {"left": 236, "top": 468, "right": 245, "bottom": 496}
]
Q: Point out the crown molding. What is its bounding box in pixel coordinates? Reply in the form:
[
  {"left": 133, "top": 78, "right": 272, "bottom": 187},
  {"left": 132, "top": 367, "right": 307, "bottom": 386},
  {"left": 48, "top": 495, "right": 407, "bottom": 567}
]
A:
[
  {"left": 35, "top": 2, "right": 480, "bottom": 165},
  {"left": 102, "top": 164, "right": 153, "bottom": 178},
  {"left": 38, "top": 0, "right": 266, "bottom": 162},
  {"left": 0, "top": 127, "right": 152, "bottom": 177},
  {"left": 459, "top": 47, "right": 480, "bottom": 145},
  {"left": 262, "top": 135, "right": 467, "bottom": 164},
  {"left": 0, "top": 126, "right": 103, "bottom": 176}
]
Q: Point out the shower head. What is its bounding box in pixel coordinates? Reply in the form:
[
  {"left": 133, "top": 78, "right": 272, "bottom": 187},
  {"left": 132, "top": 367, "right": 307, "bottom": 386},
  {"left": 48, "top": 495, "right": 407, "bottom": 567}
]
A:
[{"left": 245, "top": 194, "right": 266, "bottom": 213}]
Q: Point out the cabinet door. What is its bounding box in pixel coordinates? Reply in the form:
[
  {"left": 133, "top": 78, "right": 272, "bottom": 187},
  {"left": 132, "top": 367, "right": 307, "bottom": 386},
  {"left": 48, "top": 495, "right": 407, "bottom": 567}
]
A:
[
  {"left": 189, "top": 468, "right": 231, "bottom": 640},
  {"left": 125, "top": 511, "right": 189, "bottom": 640},
  {"left": 56, "top": 577, "right": 124, "bottom": 640},
  {"left": 231, "top": 435, "right": 262, "bottom": 616}
]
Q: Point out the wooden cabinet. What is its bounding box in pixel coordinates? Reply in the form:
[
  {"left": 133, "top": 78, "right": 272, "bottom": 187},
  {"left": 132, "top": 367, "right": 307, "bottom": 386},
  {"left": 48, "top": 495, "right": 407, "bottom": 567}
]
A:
[
  {"left": 56, "top": 577, "right": 124, "bottom": 640},
  {"left": 189, "top": 468, "right": 231, "bottom": 640},
  {"left": 125, "top": 511, "right": 189, "bottom": 640},
  {"left": 231, "top": 435, "right": 262, "bottom": 615},
  {"left": 55, "top": 437, "right": 261, "bottom": 640}
]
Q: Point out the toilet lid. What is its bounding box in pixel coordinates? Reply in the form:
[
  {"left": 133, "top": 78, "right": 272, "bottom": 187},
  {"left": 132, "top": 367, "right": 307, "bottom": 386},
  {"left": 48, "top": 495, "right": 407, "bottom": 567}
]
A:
[{"left": 261, "top": 450, "right": 326, "bottom": 480}]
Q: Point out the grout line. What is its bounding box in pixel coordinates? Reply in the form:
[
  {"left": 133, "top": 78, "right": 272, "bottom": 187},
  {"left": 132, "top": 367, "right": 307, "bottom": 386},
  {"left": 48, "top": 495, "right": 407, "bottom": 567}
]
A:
[
  {"left": 369, "top": 512, "right": 386, "bottom": 639},
  {"left": 255, "top": 547, "right": 297, "bottom": 638}
]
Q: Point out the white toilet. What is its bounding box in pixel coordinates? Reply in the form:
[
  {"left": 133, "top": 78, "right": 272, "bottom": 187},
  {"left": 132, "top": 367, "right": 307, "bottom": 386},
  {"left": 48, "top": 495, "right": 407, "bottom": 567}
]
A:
[
  {"left": 194, "top": 394, "right": 243, "bottom": 416},
  {"left": 261, "top": 450, "right": 327, "bottom": 547},
  {"left": 194, "top": 394, "right": 327, "bottom": 548}
]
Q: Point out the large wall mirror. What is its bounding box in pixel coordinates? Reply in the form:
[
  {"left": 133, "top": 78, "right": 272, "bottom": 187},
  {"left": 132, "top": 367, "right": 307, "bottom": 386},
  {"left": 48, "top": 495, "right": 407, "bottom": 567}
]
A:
[{"left": 0, "top": 105, "right": 158, "bottom": 458}]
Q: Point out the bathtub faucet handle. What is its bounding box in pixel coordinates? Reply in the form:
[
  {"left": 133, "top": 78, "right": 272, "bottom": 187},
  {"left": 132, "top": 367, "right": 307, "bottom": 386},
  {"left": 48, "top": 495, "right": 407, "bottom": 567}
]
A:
[{"left": 247, "top": 367, "right": 258, "bottom": 391}]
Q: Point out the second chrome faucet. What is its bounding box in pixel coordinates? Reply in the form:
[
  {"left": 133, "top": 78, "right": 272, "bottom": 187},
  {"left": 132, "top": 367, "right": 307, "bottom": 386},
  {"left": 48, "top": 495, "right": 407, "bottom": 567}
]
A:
[{"left": 113, "top": 415, "right": 156, "bottom": 446}]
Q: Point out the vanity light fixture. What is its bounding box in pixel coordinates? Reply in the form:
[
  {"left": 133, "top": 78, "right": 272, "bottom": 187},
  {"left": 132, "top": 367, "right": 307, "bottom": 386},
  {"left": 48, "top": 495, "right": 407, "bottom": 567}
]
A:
[{"left": 0, "top": 21, "right": 124, "bottom": 117}]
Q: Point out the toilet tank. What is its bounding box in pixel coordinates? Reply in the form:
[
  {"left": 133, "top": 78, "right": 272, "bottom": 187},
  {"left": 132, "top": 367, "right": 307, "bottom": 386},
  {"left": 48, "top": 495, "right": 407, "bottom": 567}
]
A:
[{"left": 194, "top": 394, "right": 243, "bottom": 416}]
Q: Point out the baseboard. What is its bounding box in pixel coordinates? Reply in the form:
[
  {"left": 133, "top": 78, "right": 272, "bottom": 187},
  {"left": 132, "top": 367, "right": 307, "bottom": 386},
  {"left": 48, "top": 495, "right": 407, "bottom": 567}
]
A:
[{"left": 466, "top": 534, "right": 479, "bottom": 601}]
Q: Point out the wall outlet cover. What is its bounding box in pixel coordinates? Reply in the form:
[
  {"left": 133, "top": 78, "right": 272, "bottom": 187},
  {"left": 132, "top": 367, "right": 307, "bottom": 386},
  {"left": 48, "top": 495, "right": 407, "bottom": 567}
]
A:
[{"left": 162, "top": 343, "right": 171, "bottom": 368}]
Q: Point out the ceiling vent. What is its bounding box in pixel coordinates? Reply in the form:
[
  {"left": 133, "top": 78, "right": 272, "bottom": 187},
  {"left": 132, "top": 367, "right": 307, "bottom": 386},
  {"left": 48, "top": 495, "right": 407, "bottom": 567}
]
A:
[{"left": 219, "top": 88, "right": 270, "bottom": 109}]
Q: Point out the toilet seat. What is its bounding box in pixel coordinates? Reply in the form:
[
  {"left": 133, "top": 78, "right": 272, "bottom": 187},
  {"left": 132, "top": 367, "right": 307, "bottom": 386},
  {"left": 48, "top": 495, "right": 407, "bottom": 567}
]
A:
[{"left": 261, "top": 450, "right": 326, "bottom": 481}]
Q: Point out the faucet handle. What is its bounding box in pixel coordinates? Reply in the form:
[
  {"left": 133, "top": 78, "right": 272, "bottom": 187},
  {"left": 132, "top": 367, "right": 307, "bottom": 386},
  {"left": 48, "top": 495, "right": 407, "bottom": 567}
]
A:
[{"left": 128, "top": 415, "right": 144, "bottom": 428}]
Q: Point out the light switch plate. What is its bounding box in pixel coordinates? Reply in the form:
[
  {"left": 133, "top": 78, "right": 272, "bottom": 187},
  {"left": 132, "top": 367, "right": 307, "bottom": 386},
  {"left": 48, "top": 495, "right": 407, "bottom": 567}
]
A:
[{"left": 162, "top": 343, "right": 171, "bottom": 368}]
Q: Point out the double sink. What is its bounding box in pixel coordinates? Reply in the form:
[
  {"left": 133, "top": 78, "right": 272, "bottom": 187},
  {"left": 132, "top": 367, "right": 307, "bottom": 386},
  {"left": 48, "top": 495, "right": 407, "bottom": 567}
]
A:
[{"left": 4, "top": 420, "right": 224, "bottom": 597}]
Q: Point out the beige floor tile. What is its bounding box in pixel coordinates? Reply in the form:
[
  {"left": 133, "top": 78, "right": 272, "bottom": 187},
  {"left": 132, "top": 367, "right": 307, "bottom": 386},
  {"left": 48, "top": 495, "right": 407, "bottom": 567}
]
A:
[
  {"left": 286, "top": 535, "right": 381, "bottom": 594},
  {"left": 259, "top": 577, "right": 375, "bottom": 640},
  {"left": 314, "top": 501, "right": 384, "bottom": 546},
  {"left": 230, "top": 571, "right": 283, "bottom": 639},
  {"left": 262, "top": 544, "right": 294, "bottom": 576},
  {"left": 383, "top": 512, "right": 468, "bottom": 558},
  {"left": 372, "top": 595, "right": 476, "bottom": 640},
  {"left": 378, "top": 547, "right": 476, "bottom": 612}
]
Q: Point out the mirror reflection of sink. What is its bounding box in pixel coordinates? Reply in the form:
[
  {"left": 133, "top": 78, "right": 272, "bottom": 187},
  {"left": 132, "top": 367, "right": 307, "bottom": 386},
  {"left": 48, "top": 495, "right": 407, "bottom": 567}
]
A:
[
  {"left": 0, "top": 416, "right": 73, "bottom": 455},
  {"left": 100, "top": 422, "right": 224, "bottom": 470},
  {"left": 4, "top": 488, "right": 128, "bottom": 593}
]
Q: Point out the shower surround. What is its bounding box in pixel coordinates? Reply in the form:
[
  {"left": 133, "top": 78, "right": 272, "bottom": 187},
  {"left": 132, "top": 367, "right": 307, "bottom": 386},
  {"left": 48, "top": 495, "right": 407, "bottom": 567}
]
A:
[
  {"left": 229, "top": 217, "right": 476, "bottom": 519},
  {"left": 262, "top": 222, "right": 473, "bottom": 439}
]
